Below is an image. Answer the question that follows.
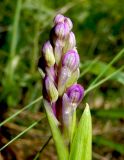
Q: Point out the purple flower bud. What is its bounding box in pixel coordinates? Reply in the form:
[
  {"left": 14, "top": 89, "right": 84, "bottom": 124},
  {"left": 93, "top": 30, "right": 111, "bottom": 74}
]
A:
[
  {"left": 55, "top": 22, "right": 70, "bottom": 39},
  {"left": 44, "top": 76, "right": 58, "bottom": 102},
  {"left": 42, "top": 41, "right": 55, "bottom": 67},
  {"left": 63, "top": 32, "right": 76, "bottom": 53},
  {"left": 64, "top": 17, "right": 73, "bottom": 31},
  {"left": 58, "top": 66, "right": 71, "bottom": 96},
  {"left": 66, "top": 84, "right": 84, "bottom": 105},
  {"left": 54, "top": 40, "right": 63, "bottom": 65},
  {"left": 46, "top": 66, "right": 56, "bottom": 81},
  {"left": 62, "top": 49, "right": 79, "bottom": 72},
  {"left": 66, "top": 68, "right": 80, "bottom": 87},
  {"left": 54, "top": 14, "right": 65, "bottom": 24},
  {"left": 62, "top": 84, "right": 84, "bottom": 126},
  {"left": 68, "top": 31, "right": 76, "bottom": 47},
  {"left": 52, "top": 102, "right": 56, "bottom": 116}
]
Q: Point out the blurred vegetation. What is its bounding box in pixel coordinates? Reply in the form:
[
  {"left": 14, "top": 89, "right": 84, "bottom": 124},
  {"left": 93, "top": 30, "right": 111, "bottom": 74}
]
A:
[{"left": 0, "top": 0, "right": 124, "bottom": 159}]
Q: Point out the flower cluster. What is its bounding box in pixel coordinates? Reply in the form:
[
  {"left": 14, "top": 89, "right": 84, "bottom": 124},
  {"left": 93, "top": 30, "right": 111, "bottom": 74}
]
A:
[{"left": 38, "top": 14, "right": 84, "bottom": 128}]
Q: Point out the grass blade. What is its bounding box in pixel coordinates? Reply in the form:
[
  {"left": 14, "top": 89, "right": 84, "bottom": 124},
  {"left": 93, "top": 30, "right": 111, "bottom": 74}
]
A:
[
  {"left": 84, "top": 66, "right": 124, "bottom": 96},
  {"left": 0, "top": 119, "right": 43, "bottom": 151},
  {"left": 80, "top": 57, "right": 99, "bottom": 78},
  {"left": 33, "top": 135, "right": 52, "bottom": 160},
  {"left": 0, "top": 96, "right": 42, "bottom": 127},
  {"left": 10, "top": 0, "right": 22, "bottom": 58},
  {"left": 89, "top": 48, "right": 124, "bottom": 87},
  {"left": 80, "top": 60, "right": 124, "bottom": 85}
]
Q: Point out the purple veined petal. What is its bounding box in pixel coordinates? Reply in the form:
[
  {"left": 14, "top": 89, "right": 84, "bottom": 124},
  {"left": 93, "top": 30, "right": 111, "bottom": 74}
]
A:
[
  {"left": 64, "top": 17, "right": 73, "bottom": 31},
  {"left": 46, "top": 66, "right": 56, "bottom": 82},
  {"left": 54, "top": 43, "right": 62, "bottom": 65},
  {"left": 58, "top": 66, "right": 71, "bottom": 96},
  {"left": 63, "top": 32, "right": 76, "bottom": 53},
  {"left": 62, "top": 49, "right": 80, "bottom": 72},
  {"left": 64, "top": 22, "right": 71, "bottom": 38},
  {"left": 66, "top": 68, "right": 80, "bottom": 88},
  {"left": 66, "top": 84, "right": 84, "bottom": 105},
  {"left": 54, "top": 14, "right": 65, "bottom": 24},
  {"left": 42, "top": 41, "right": 53, "bottom": 54},
  {"left": 53, "top": 39, "right": 64, "bottom": 65},
  {"left": 68, "top": 32, "right": 76, "bottom": 48},
  {"left": 54, "top": 22, "right": 70, "bottom": 39},
  {"left": 49, "top": 27, "right": 63, "bottom": 47},
  {"left": 42, "top": 41, "right": 55, "bottom": 67},
  {"left": 55, "top": 23, "right": 65, "bottom": 39},
  {"left": 52, "top": 102, "right": 57, "bottom": 116}
]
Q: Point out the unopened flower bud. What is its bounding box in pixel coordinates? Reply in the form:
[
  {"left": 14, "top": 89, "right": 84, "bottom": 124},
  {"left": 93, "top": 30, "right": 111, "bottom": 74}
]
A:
[
  {"left": 42, "top": 41, "right": 55, "bottom": 67},
  {"left": 66, "top": 84, "right": 84, "bottom": 107},
  {"left": 54, "top": 41, "right": 63, "bottom": 65},
  {"left": 54, "top": 14, "right": 65, "bottom": 24},
  {"left": 55, "top": 22, "right": 70, "bottom": 39},
  {"left": 46, "top": 66, "right": 56, "bottom": 81},
  {"left": 66, "top": 68, "right": 80, "bottom": 87},
  {"left": 62, "top": 84, "right": 84, "bottom": 128},
  {"left": 64, "top": 17, "right": 73, "bottom": 31},
  {"left": 52, "top": 102, "right": 56, "bottom": 116},
  {"left": 58, "top": 66, "right": 71, "bottom": 96},
  {"left": 44, "top": 76, "right": 58, "bottom": 102},
  {"left": 63, "top": 32, "right": 76, "bottom": 53},
  {"left": 62, "top": 50, "right": 79, "bottom": 72}
]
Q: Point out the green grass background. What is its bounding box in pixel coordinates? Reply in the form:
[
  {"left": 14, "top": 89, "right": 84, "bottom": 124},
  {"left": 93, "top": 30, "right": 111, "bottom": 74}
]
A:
[{"left": 0, "top": 0, "right": 124, "bottom": 159}]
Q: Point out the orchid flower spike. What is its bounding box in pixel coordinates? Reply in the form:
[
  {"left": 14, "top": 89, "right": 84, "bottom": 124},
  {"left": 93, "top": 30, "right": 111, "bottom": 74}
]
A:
[{"left": 38, "top": 14, "right": 84, "bottom": 130}]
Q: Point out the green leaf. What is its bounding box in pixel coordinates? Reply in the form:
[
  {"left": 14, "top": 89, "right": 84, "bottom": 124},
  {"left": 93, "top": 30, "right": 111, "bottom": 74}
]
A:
[
  {"left": 69, "top": 104, "right": 92, "bottom": 160},
  {"left": 44, "top": 100, "right": 69, "bottom": 160}
]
